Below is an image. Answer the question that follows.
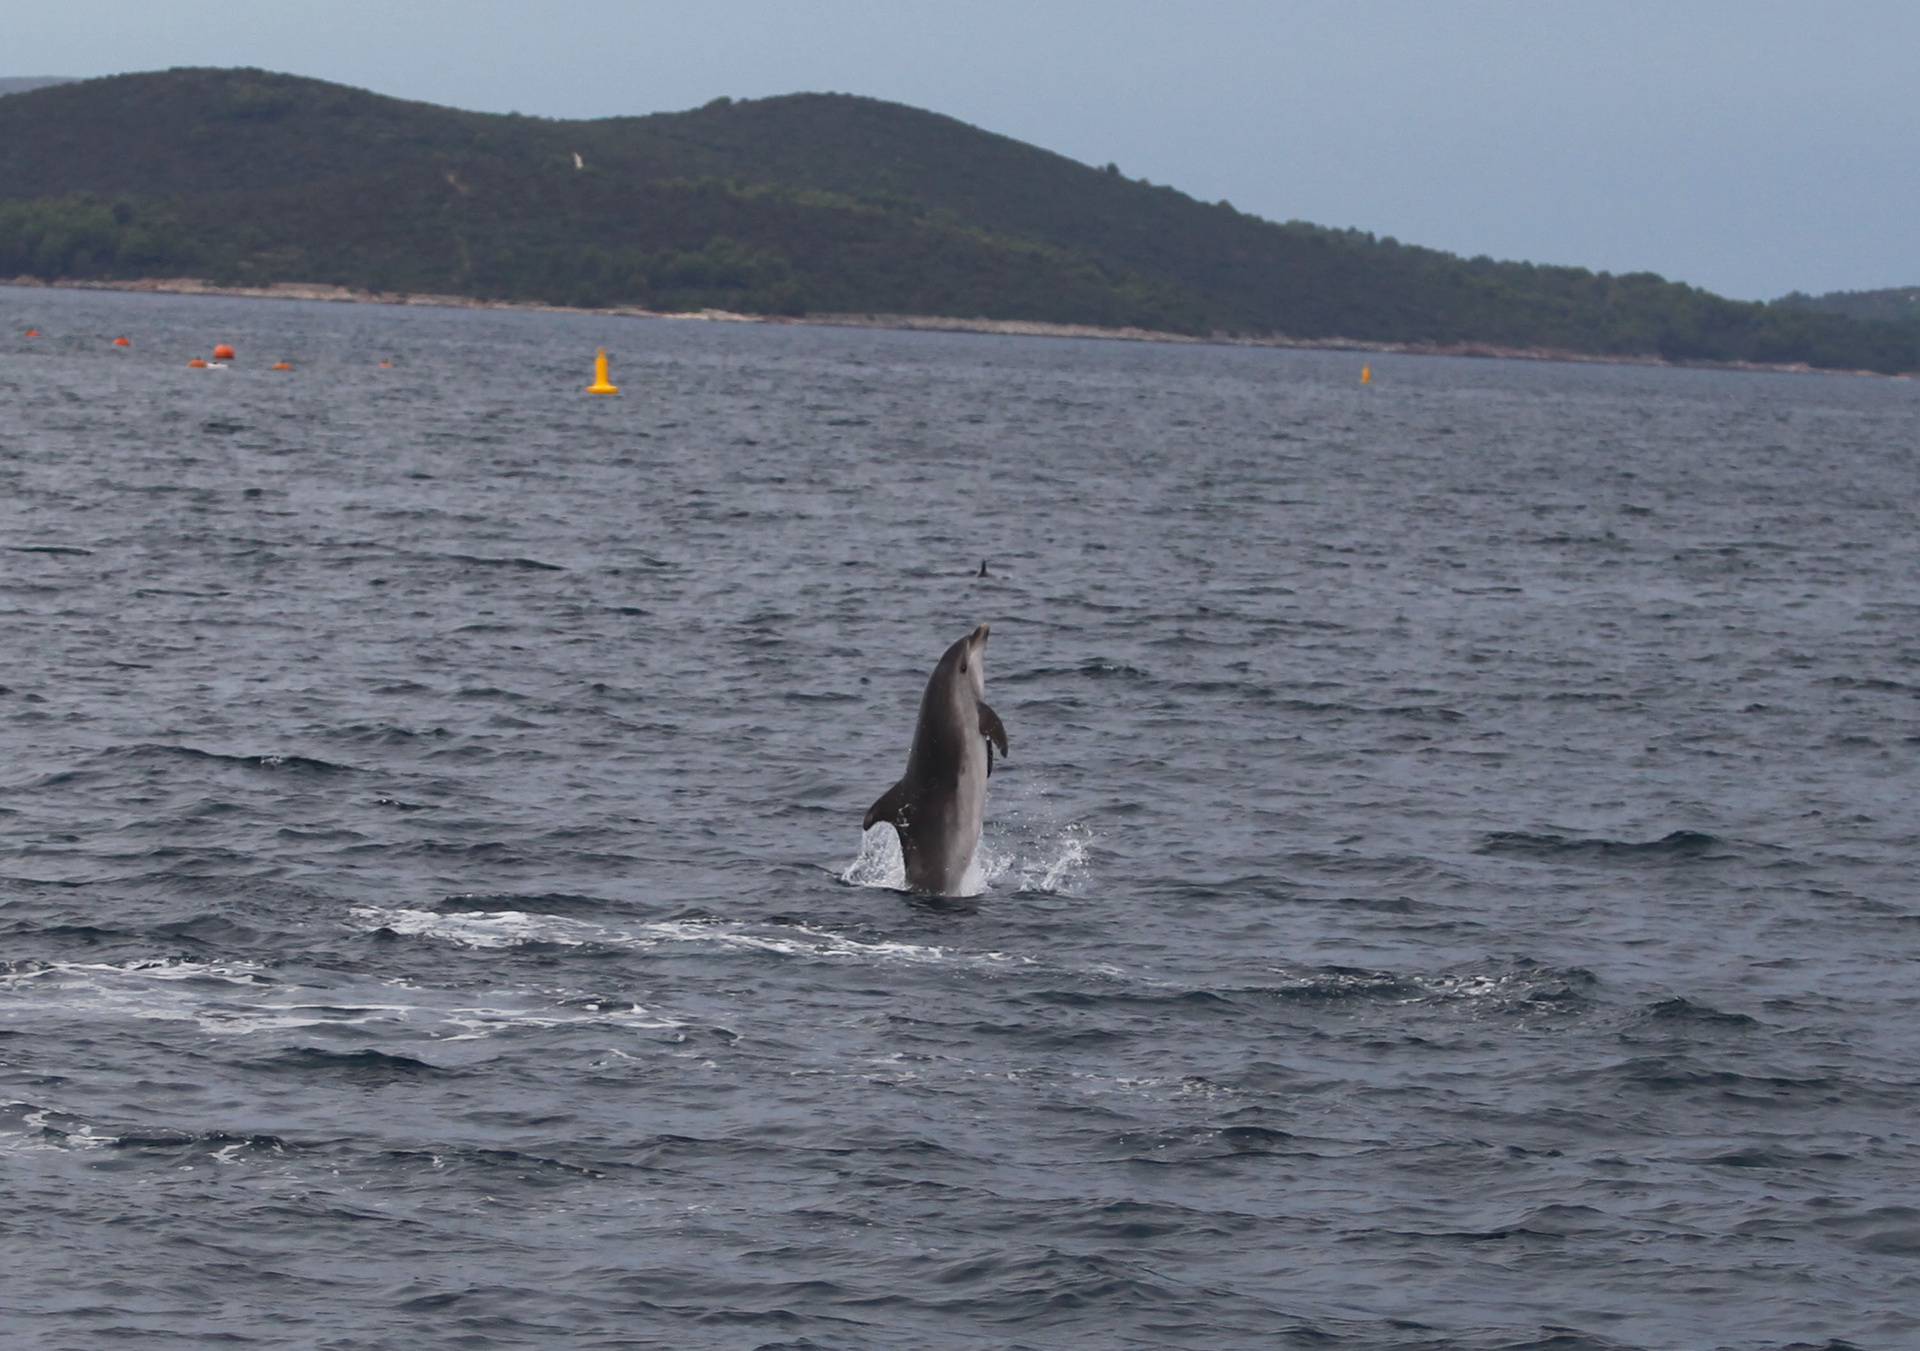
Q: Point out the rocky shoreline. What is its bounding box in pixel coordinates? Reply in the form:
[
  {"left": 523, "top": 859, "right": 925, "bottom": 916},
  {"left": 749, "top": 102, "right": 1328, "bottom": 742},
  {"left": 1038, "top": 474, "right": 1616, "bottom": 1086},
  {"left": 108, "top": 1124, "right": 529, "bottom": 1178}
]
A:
[{"left": 8, "top": 275, "right": 1898, "bottom": 378}]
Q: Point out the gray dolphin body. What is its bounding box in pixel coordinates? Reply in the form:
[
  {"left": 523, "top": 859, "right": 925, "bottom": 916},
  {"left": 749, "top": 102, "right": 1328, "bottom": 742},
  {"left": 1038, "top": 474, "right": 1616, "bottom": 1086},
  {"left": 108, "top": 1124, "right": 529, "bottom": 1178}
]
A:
[{"left": 863, "top": 624, "right": 1010, "bottom": 894}]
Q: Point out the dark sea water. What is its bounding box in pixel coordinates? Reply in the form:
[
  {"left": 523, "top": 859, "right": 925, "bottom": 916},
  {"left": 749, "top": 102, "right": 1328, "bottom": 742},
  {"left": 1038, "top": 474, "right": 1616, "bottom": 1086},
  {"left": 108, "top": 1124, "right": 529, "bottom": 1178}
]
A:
[{"left": 2, "top": 283, "right": 1918, "bottom": 1350}]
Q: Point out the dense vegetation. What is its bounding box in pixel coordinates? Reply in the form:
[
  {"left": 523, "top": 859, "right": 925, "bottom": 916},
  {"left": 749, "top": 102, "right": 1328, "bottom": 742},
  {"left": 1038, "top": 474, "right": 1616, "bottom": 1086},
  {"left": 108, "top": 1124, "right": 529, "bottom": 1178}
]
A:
[
  {"left": 2, "top": 68, "right": 1914, "bottom": 372},
  {"left": 1776, "top": 286, "right": 1920, "bottom": 332}
]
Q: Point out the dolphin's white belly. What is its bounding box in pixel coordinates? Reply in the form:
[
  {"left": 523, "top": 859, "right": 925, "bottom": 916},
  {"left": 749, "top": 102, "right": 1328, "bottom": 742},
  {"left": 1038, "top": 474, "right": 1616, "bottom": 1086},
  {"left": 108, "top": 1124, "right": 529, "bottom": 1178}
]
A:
[{"left": 904, "top": 745, "right": 987, "bottom": 893}]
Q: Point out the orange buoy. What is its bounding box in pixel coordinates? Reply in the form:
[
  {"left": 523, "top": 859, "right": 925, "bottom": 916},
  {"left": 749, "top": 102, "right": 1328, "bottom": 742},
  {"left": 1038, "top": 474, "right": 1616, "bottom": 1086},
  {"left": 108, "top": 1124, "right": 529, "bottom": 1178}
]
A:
[
  {"left": 188, "top": 358, "right": 209, "bottom": 369},
  {"left": 24, "top": 329, "right": 40, "bottom": 338},
  {"left": 271, "top": 361, "right": 293, "bottom": 371},
  {"left": 585, "top": 347, "right": 620, "bottom": 395},
  {"left": 378, "top": 359, "right": 394, "bottom": 369},
  {"left": 114, "top": 336, "right": 131, "bottom": 347},
  {"left": 213, "top": 343, "right": 236, "bottom": 360}
]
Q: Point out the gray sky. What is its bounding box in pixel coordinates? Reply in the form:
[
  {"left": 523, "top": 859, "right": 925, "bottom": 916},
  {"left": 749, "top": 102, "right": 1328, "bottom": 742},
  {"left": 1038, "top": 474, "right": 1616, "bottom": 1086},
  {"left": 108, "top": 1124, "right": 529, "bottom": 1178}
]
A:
[{"left": 11, "top": 0, "right": 1914, "bottom": 300}]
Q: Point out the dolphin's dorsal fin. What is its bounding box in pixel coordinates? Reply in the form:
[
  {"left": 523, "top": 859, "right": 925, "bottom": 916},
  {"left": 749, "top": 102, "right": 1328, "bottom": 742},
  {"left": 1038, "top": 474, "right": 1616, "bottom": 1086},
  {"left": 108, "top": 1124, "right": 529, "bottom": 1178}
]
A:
[
  {"left": 864, "top": 780, "right": 911, "bottom": 833},
  {"left": 978, "top": 702, "right": 1008, "bottom": 776}
]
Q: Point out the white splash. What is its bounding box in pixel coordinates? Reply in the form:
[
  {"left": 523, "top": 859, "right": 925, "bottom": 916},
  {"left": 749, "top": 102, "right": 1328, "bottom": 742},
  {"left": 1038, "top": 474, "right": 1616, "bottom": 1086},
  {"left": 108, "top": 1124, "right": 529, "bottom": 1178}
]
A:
[
  {"left": 348, "top": 904, "right": 1026, "bottom": 970},
  {"left": 639, "top": 917, "right": 1024, "bottom": 968},
  {"left": 15, "top": 958, "right": 270, "bottom": 986},
  {"left": 1, "top": 949, "right": 682, "bottom": 1040},
  {"left": 841, "top": 823, "right": 909, "bottom": 891},
  {"left": 437, "top": 1002, "right": 680, "bottom": 1040},
  {"left": 348, "top": 906, "right": 603, "bottom": 949},
  {"left": 2, "top": 1105, "right": 112, "bottom": 1155},
  {"left": 838, "top": 824, "right": 990, "bottom": 898},
  {"left": 1021, "top": 821, "right": 1093, "bottom": 894},
  {"left": 992, "top": 776, "right": 1094, "bottom": 895},
  {"left": 840, "top": 785, "right": 1092, "bottom": 898}
]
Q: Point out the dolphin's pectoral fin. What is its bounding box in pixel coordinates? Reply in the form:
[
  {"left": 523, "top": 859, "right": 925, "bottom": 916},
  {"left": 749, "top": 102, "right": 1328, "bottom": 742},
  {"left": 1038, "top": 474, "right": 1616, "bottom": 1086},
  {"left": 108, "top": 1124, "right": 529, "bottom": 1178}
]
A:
[
  {"left": 863, "top": 781, "right": 912, "bottom": 834},
  {"left": 977, "top": 702, "right": 1008, "bottom": 761}
]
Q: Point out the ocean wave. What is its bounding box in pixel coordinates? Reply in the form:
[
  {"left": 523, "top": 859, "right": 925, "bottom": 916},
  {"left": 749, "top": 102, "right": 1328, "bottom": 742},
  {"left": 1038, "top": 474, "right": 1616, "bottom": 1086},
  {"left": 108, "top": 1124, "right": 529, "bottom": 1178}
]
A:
[
  {"left": 433, "top": 890, "right": 625, "bottom": 917},
  {"left": 0, "top": 1102, "right": 286, "bottom": 1164},
  {"left": 441, "top": 552, "right": 566, "bottom": 571},
  {"left": 107, "top": 742, "right": 362, "bottom": 776},
  {"left": 249, "top": 1046, "right": 455, "bottom": 1078},
  {"left": 1575, "top": 1054, "right": 1840, "bottom": 1099},
  {"left": 377, "top": 1143, "right": 613, "bottom": 1183},
  {"left": 1635, "top": 995, "right": 1760, "bottom": 1027},
  {"left": 1001, "top": 658, "right": 1153, "bottom": 684},
  {"left": 7, "top": 543, "right": 94, "bottom": 556},
  {"left": 1478, "top": 829, "right": 1729, "bottom": 862}
]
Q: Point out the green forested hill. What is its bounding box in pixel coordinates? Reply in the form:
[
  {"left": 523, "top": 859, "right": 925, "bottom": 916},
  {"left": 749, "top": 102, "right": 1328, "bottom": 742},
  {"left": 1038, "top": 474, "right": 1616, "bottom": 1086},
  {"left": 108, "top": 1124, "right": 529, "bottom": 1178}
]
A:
[
  {"left": 1, "top": 67, "right": 1913, "bottom": 373},
  {"left": 1776, "top": 286, "right": 1920, "bottom": 331}
]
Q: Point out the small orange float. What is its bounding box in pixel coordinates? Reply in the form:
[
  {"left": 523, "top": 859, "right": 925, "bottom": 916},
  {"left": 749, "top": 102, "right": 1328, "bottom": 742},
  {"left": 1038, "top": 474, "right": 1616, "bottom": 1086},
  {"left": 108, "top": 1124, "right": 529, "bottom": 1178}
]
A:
[
  {"left": 114, "top": 336, "right": 131, "bottom": 347},
  {"left": 585, "top": 347, "right": 620, "bottom": 396},
  {"left": 213, "top": 343, "right": 236, "bottom": 360},
  {"left": 188, "top": 358, "right": 209, "bottom": 368},
  {"left": 271, "top": 361, "right": 293, "bottom": 371},
  {"left": 24, "top": 329, "right": 40, "bottom": 338}
]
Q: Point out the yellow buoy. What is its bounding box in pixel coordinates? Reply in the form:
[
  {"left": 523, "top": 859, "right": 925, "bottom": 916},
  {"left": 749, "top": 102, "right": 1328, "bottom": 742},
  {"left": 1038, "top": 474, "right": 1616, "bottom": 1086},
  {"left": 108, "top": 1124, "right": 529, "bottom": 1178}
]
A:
[
  {"left": 585, "top": 347, "right": 620, "bottom": 396},
  {"left": 1361, "top": 364, "right": 1373, "bottom": 385}
]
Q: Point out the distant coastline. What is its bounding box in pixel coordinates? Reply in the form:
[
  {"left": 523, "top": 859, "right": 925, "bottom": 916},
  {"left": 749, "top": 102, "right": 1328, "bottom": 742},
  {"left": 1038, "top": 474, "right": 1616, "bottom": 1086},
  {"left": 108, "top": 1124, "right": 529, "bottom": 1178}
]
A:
[
  {"left": 5, "top": 72, "right": 1913, "bottom": 375},
  {"left": 8, "top": 274, "right": 1904, "bottom": 380}
]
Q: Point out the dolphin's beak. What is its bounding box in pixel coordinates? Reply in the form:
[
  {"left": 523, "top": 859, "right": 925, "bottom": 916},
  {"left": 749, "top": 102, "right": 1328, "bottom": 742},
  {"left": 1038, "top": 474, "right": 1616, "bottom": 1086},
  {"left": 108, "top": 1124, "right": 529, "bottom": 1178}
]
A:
[{"left": 971, "top": 623, "right": 990, "bottom": 647}]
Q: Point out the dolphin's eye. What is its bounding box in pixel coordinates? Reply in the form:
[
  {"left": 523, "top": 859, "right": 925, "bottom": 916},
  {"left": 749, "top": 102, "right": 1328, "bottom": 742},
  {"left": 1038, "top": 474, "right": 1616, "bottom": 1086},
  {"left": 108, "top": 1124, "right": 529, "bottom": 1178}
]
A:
[{"left": 960, "top": 661, "right": 968, "bottom": 672}]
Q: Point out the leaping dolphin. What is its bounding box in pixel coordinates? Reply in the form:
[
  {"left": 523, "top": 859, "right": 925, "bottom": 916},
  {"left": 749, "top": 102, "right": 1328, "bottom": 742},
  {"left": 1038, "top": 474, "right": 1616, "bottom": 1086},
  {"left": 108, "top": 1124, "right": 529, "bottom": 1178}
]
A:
[{"left": 863, "top": 624, "right": 1009, "bottom": 894}]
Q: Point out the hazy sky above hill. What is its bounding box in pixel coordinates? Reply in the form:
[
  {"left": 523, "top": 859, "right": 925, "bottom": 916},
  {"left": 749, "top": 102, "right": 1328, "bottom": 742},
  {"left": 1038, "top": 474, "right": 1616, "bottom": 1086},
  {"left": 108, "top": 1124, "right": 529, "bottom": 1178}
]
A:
[{"left": 12, "top": 0, "right": 1914, "bottom": 300}]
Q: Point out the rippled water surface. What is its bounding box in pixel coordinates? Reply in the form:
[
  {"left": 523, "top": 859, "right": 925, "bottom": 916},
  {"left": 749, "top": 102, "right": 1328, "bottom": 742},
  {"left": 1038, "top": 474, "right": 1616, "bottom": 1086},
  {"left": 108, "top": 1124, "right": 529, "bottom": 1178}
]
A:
[{"left": 3, "top": 284, "right": 1918, "bottom": 1350}]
